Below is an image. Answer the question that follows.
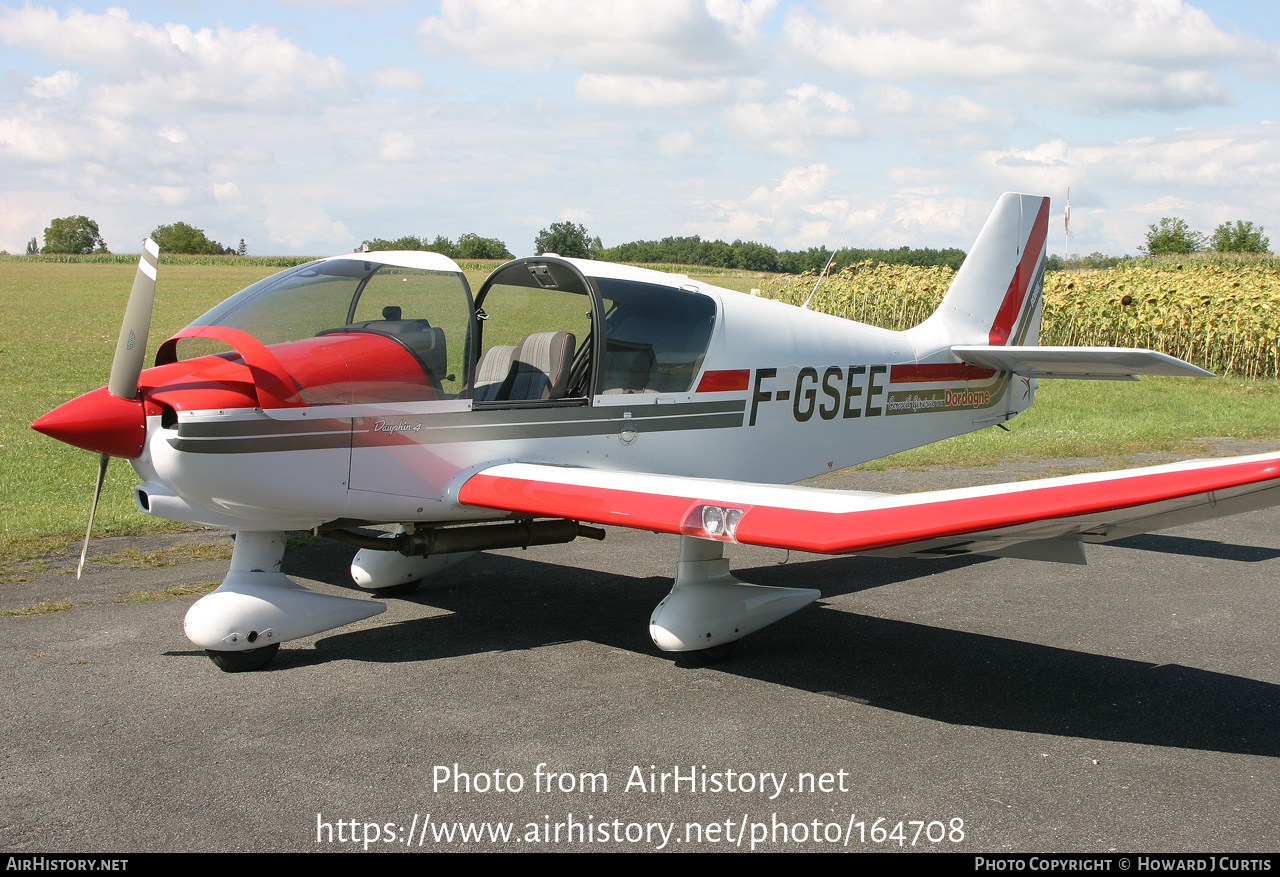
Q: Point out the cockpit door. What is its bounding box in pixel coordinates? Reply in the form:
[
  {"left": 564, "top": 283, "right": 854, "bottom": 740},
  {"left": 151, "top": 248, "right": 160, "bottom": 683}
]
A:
[{"left": 470, "top": 258, "right": 603, "bottom": 405}]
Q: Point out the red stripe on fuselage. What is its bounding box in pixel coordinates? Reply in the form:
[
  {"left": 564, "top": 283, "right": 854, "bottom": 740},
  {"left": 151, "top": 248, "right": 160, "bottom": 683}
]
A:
[
  {"left": 889, "top": 363, "right": 997, "bottom": 383},
  {"left": 696, "top": 369, "right": 751, "bottom": 392},
  {"left": 988, "top": 197, "right": 1050, "bottom": 346}
]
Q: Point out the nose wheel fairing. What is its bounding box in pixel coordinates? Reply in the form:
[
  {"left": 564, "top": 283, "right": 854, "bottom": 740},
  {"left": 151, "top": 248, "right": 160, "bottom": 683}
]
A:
[{"left": 184, "top": 531, "right": 385, "bottom": 661}]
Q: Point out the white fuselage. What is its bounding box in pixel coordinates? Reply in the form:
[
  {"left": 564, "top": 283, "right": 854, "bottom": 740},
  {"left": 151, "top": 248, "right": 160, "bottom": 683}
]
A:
[{"left": 130, "top": 270, "right": 1035, "bottom": 532}]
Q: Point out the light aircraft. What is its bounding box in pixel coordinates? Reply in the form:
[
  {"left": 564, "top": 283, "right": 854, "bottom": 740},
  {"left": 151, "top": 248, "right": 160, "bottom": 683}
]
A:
[{"left": 32, "top": 193, "right": 1280, "bottom": 672}]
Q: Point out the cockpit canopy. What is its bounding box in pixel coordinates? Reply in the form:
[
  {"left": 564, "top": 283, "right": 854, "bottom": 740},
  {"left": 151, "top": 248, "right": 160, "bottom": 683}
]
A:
[
  {"left": 169, "top": 252, "right": 718, "bottom": 407},
  {"left": 177, "top": 253, "right": 474, "bottom": 402}
]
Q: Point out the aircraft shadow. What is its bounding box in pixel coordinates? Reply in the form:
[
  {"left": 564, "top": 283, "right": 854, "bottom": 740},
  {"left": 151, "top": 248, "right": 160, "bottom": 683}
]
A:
[
  {"left": 749, "top": 605, "right": 1280, "bottom": 758},
  {"left": 1107, "top": 533, "right": 1280, "bottom": 562},
  {"left": 284, "top": 546, "right": 1280, "bottom": 758}
]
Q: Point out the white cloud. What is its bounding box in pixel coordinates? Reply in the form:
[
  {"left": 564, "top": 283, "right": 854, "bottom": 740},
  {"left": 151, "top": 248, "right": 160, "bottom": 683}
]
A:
[
  {"left": 859, "top": 83, "right": 917, "bottom": 116},
  {"left": 974, "top": 140, "right": 1077, "bottom": 193},
  {"left": 760, "top": 162, "right": 837, "bottom": 203},
  {"left": 0, "top": 6, "right": 354, "bottom": 113},
  {"left": 975, "top": 123, "right": 1280, "bottom": 194},
  {"left": 575, "top": 74, "right": 734, "bottom": 109},
  {"left": 150, "top": 186, "right": 190, "bottom": 206},
  {"left": 0, "top": 114, "right": 73, "bottom": 163},
  {"left": 0, "top": 5, "right": 372, "bottom": 254},
  {"left": 371, "top": 66, "right": 429, "bottom": 92},
  {"left": 724, "top": 83, "right": 861, "bottom": 154},
  {"left": 856, "top": 84, "right": 1016, "bottom": 144},
  {"left": 263, "top": 194, "right": 351, "bottom": 250},
  {"left": 970, "top": 123, "right": 1280, "bottom": 253},
  {"left": 935, "top": 95, "right": 1012, "bottom": 127},
  {"left": 784, "top": 0, "right": 1274, "bottom": 112},
  {"left": 687, "top": 162, "right": 1014, "bottom": 249},
  {"left": 277, "top": 0, "right": 395, "bottom": 8},
  {"left": 657, "top": 129, "right": 706, "bottom": 157},
  {"left": 377, "top": 131, "right": 431, "bottom": 162},
  {"left": 0, "top": 194, "right": 45, "bottom": 254},
  {"left": 1, "top": 6, "right": 168, "bottom": 69},
  {"left": 705, "top": 0, "right": 778, "bottom": 40},
  {"left": 2, "top": 1, "right": 1275, "bottom": 262},
  {"left": 27, "top": 69, "right": 80, "bottom": 99},
  {"left": 421, "top": 0, "right": 773, "bottom": 77},
  {"left": 885, "top": 192, "right": 979, "bottom": 239},
  {"left": 688, "top": 162, "right": 843, "bottom": 243}
]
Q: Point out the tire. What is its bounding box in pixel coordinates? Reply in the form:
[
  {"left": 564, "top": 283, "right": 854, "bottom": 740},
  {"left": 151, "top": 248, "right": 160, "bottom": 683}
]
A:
[
  {"left": 683, "top": 640, "right": 739, "bottom": 666},
  {"left": 367, "top": 580, "right": 422, "bottom": 598},
  {"left": 205, "top": 643, "right": 280, "bottom": 672}
]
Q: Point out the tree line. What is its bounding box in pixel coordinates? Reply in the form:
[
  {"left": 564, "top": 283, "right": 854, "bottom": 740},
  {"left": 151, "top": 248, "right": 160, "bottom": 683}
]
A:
[
  {"left": 1043, "top": 217, "right": 1271, "bottom": 270},
  {"left": 1140, "top": 217, "right": 1270, "bottom": 256},
  {"left": 351, "top": 221, "right": 966, "bottom": 272},
  {"left": 26, "top": 216, "right": 246, "bottom": 256},
  {"left": 355, "top": 233, "right": 513, "bottom": 261},
  {"left": 531, "top": 221, "right": 967, "bottom": 273},
  {"left": 22, "top": 212, "right": 1271, "bottom": 269}
]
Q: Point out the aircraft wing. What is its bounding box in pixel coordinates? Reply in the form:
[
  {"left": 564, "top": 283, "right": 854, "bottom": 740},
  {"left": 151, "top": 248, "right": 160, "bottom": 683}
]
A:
[{"left": 457, "top": 453, "right": 1280, "bottom": 563}]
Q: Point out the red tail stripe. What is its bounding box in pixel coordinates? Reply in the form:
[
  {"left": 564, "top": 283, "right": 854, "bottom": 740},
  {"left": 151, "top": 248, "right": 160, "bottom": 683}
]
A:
[{"left": 988, "top": 197, "right": 1050, "bottom": 346}]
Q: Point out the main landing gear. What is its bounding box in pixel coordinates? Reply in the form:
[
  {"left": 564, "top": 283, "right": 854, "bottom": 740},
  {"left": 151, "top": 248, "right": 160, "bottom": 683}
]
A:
[
  {"left": 349, "top": 530, "right": 475, "bottom": 597},
  {"left": 185, "top": 532, "right": 818, "bottom": 672},
  {"left": 649, "top": 536, "right": 819, "bottom": 664}
]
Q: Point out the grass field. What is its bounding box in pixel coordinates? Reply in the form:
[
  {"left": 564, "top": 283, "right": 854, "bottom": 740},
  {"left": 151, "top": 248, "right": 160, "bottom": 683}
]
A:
[{"left": 4, "top": 259, "right": 1279, "bottom": 559}]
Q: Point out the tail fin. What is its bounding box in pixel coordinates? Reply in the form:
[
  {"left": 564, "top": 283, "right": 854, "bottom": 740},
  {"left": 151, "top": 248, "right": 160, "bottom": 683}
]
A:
[{"left": 909, "top": 193, "right": 1050, "bottom": 350}]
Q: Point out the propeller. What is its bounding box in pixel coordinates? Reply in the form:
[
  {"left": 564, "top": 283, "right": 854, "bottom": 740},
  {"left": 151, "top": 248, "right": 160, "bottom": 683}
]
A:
[
  {"left": 76, "top": 238, "right": 160, "bottom": 578},
  {"left": 109, "top": 238, "right": 160, "bottom": 399},
  {"left": 77, "top": 453, "right": 110, "bottom": 579}
]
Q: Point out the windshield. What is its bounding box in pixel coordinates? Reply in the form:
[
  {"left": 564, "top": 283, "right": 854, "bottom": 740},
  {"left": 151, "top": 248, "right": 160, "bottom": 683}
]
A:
[{"left": 178, "top": 257, "right": 475, "bottom": 393}]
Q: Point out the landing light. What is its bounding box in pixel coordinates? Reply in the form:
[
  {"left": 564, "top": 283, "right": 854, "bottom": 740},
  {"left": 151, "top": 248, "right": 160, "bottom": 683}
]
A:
[{"left": 683, "top": 504, "right": 749, "bottom": 541}]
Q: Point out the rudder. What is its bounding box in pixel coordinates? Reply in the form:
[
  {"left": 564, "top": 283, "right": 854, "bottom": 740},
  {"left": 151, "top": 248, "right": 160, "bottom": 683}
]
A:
[{"left": 909, "top": 193, "right": 1050, "bottom": 350}]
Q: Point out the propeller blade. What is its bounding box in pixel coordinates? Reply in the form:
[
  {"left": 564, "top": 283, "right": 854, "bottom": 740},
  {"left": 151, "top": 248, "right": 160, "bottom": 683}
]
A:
[
  {"left": 107, "top": 238, "right": 160, "bottom": 400},
  {"left": 77, "top": 453, "right": 110, "bottom": 580}
]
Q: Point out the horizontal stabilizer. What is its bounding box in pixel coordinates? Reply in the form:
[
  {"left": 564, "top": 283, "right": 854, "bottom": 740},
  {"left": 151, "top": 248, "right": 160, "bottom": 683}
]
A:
[{"left": 951, "top": 346, "right": 1214, "bottom": 380}]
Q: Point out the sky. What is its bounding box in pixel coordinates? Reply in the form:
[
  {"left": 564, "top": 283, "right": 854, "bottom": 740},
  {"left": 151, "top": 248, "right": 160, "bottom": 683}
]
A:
[{"left": 1, "top": 0, "right": 1277, "bottom": 258}]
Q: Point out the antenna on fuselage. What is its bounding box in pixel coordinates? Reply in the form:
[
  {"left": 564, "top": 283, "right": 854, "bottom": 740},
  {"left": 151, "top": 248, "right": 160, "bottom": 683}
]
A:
[{"left": 800, "top": 235, "right": 845, "bottom": 310}]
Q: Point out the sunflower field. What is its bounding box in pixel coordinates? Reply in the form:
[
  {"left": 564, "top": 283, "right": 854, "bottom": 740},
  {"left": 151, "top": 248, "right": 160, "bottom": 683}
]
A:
[{"left": 762, "top": 258, "right": 1280, "bottom": 379}]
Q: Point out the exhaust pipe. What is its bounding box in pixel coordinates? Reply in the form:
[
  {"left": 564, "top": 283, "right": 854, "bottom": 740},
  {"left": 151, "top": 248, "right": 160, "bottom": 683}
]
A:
[{"left": 321, "top": 519, "right": 605, "bottom": 556}]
